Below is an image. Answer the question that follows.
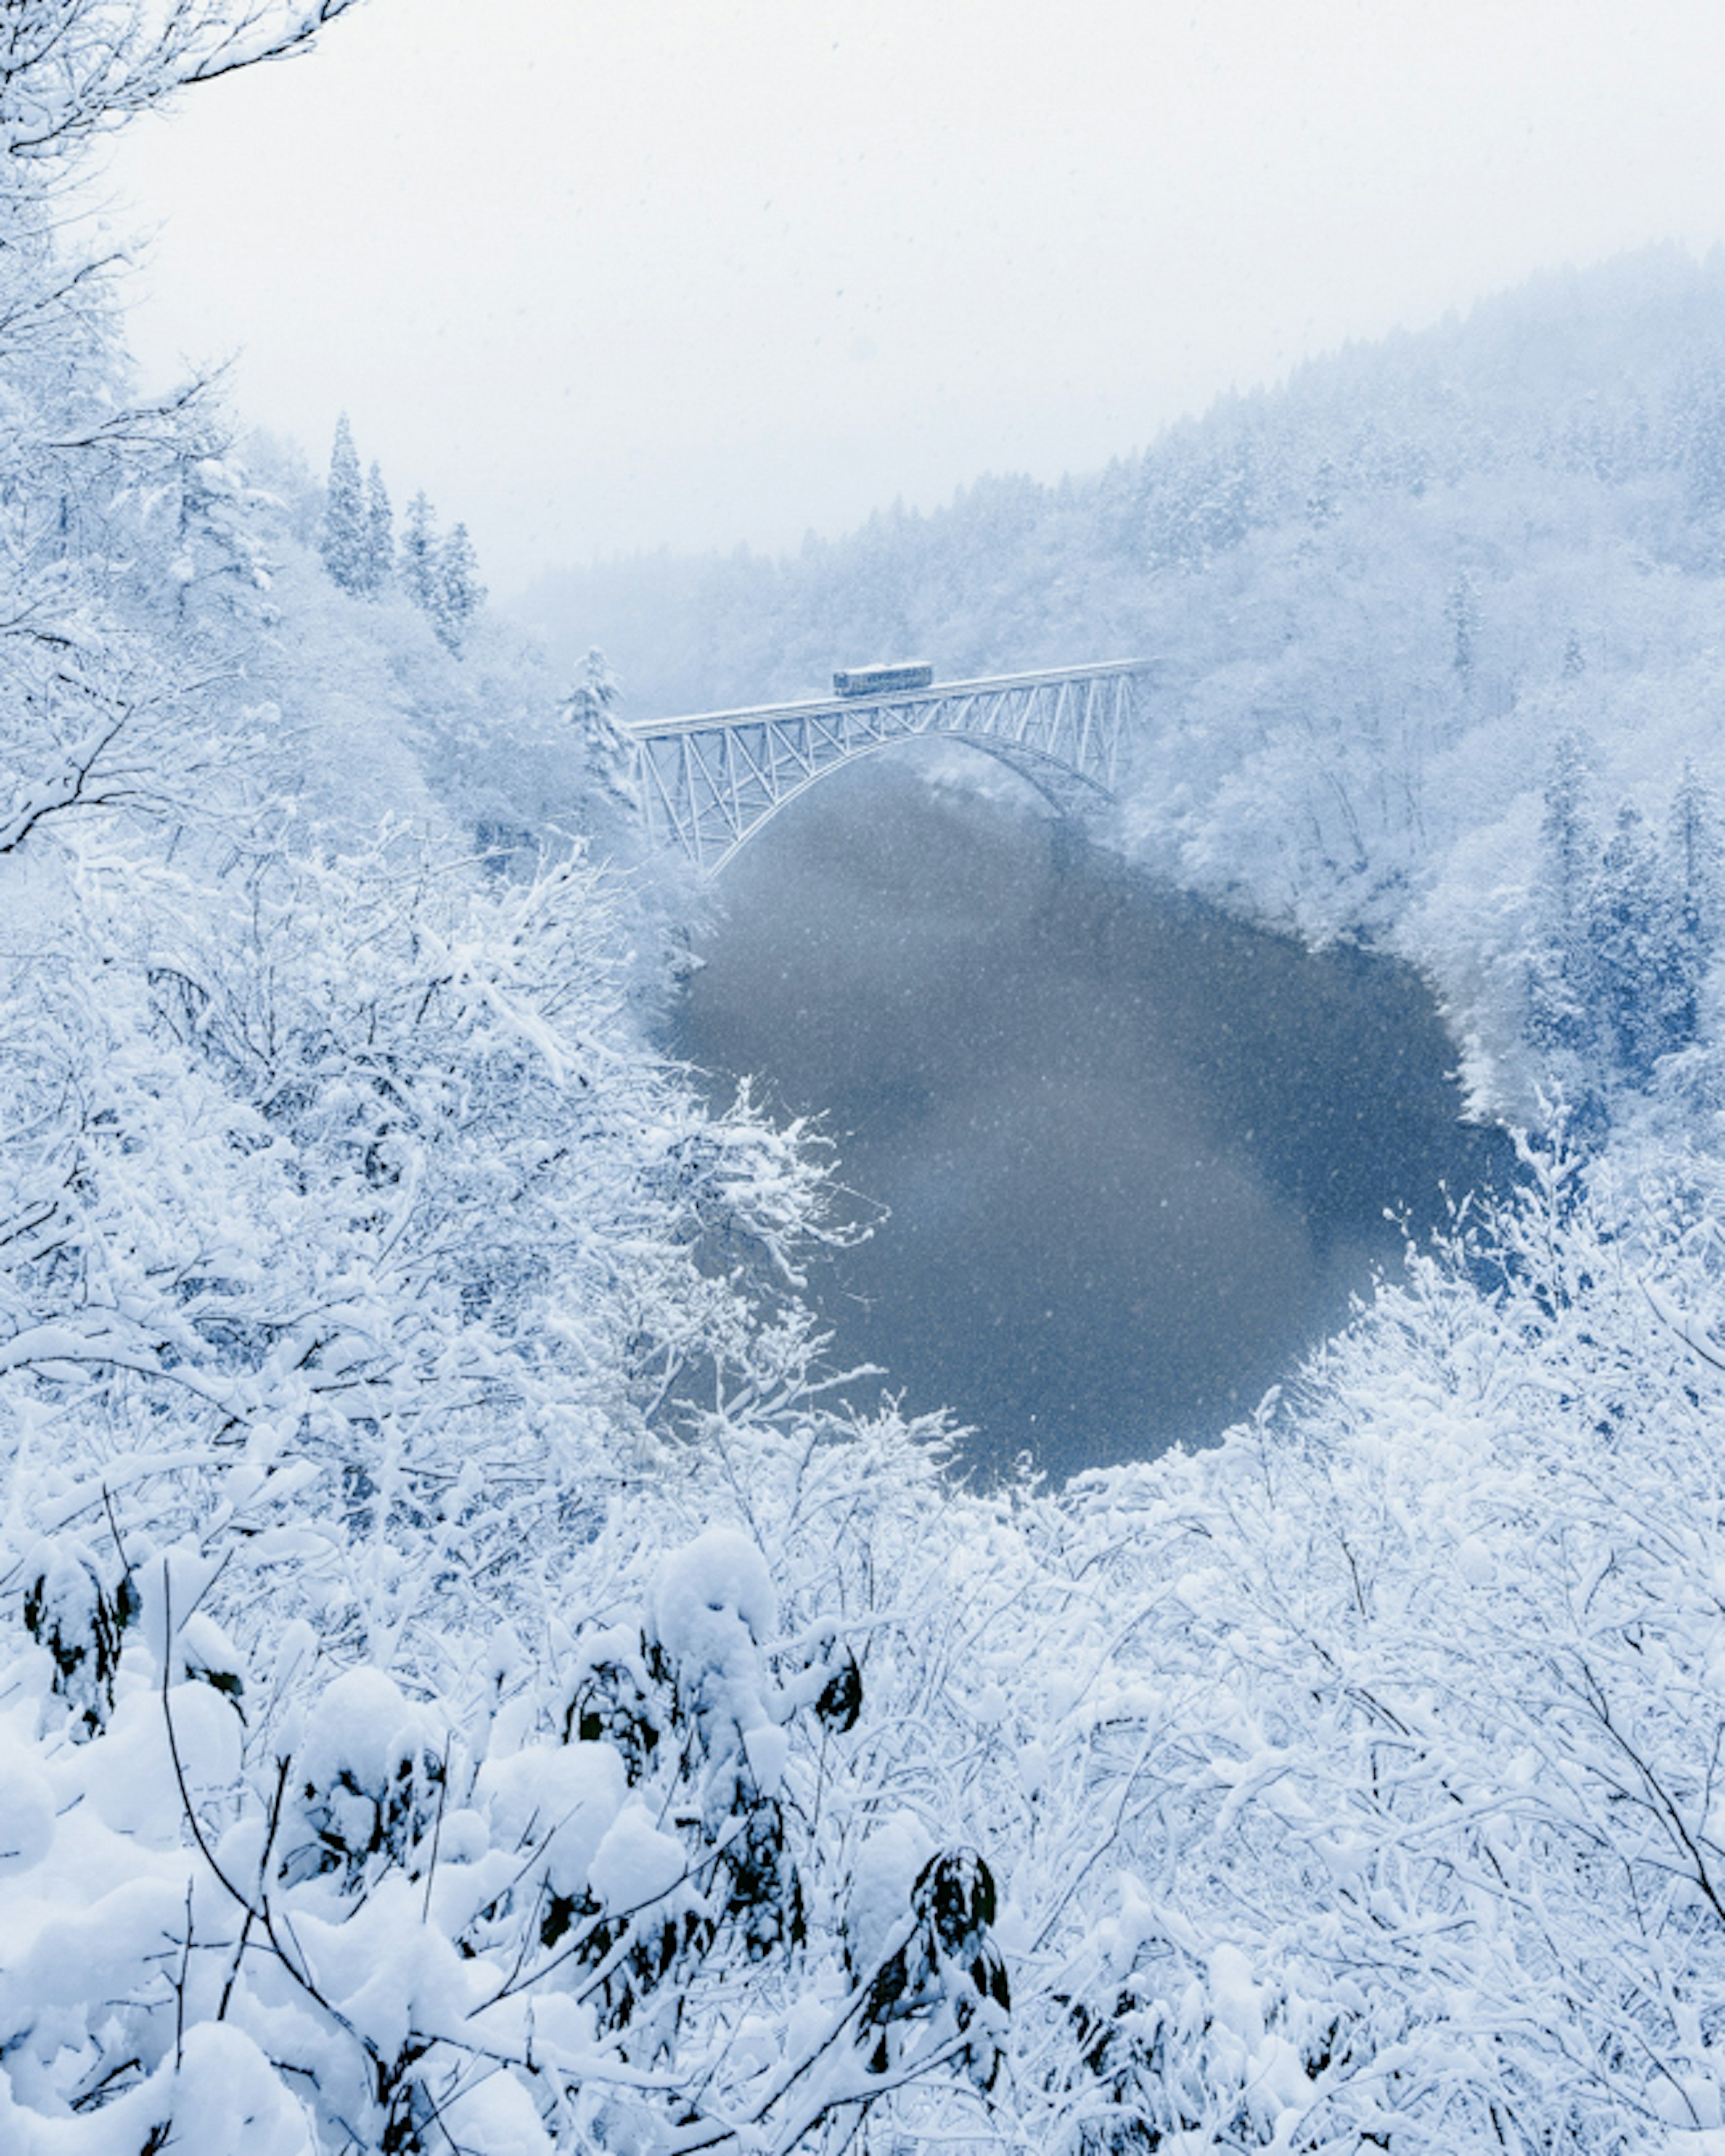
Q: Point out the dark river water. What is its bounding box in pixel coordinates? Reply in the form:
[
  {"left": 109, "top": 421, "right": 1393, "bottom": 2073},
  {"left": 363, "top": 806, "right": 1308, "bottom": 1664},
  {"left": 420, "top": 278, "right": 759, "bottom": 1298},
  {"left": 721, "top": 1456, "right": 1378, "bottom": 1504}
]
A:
[{"left": 673, "top": 755, "right": 1509, "bottom": 1480}]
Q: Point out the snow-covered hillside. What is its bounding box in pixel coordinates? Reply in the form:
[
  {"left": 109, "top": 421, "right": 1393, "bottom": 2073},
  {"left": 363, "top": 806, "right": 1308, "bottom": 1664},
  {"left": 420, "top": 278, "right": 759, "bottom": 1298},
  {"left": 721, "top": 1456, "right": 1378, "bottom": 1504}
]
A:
[
  {"left": 529, "top": 247, "right": 1725, "bottom": 1119},
  {"left": 6, "top": 9, "right": 1725, "bottom": 2153}
]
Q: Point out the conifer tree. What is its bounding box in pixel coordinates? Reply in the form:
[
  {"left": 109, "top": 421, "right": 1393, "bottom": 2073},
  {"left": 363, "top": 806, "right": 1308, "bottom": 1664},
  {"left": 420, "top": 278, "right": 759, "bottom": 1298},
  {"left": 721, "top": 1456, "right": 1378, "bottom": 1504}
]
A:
[
  {"left": 1539, "top": 732, "right": 1597, "bottom": 940},
  {"left": 319, "top": 412, "right": 367, "bottom": 592},
  {"left": 363, "top": 459, "right": 394, "bottom": 593},
  {"left": 1526, "top": 733, "right": 1603, "bottom": 1081},
  {"left": 566, "top": 646, "right": 632, "bottom": 802},
  {"left": 1667, "top": 761, "right": 1722, "bottom": 1056},
  {"left": 1586, "top": 804, "right": 1690, "bottom": 1083},
  {"left": 568, "top": 644, "right": 621, "bottom": 727},
  {"left": 431, "top": 519, "right": 484, "bottom": 653},
  {"left": 1446, "top": 569, "right": 1479, "bottom": 690},
  {"left": 1669, "top": 760, "right": 1721, "bottom": 946},
  {"left": 1530, "top": 763, "right": 1713, "bottom": 1099},
  {"left": 401, "top": 488, "right": 439, "bottom": 614}
]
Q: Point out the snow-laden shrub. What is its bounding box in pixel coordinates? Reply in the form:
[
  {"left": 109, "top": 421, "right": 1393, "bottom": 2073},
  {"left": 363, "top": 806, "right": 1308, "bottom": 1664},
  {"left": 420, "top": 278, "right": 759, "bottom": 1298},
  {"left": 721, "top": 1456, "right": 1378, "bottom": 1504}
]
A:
[
  {"left": 21, "top": 1536, "right": 135, "bottom": 1736},
  {"left": 0, "top": 1523, "right": 1014, "bottom": 2153}
]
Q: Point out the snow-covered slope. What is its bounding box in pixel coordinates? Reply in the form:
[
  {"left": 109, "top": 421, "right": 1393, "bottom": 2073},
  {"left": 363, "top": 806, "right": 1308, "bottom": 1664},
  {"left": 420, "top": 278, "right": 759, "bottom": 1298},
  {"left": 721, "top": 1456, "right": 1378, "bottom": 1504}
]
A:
[{"left": 5, "top": 11, "right": 1725, "bottom": 2151}]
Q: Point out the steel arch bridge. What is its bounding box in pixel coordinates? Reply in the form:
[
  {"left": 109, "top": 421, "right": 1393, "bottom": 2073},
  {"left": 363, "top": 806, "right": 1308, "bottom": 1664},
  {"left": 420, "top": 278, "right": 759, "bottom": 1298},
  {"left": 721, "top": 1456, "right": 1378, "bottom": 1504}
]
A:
[{"left": 626, "top": 659, "right": 1150, "bottom": 874}]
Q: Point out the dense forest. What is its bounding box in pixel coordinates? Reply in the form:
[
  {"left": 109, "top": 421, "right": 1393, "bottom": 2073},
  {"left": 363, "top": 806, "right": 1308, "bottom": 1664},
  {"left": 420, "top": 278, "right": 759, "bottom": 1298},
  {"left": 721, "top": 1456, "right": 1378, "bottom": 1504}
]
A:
[{"left": 8, "top": 8, "right": 1725, "bottom": 2154}]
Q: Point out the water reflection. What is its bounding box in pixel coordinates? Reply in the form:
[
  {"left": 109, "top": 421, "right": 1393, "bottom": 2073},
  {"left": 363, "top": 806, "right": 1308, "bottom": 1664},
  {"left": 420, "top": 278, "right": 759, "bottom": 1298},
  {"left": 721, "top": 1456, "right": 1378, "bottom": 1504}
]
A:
[{"left": 674, "top": 755, "right": 1508, "bottom": 1478}]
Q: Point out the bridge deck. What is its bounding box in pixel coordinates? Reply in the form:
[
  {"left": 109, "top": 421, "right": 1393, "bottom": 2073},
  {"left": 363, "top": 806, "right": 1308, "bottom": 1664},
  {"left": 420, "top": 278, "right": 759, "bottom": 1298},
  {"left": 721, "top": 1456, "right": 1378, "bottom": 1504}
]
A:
[{"left": 626, "top": 658, "right": 1151, "bottom": 738}]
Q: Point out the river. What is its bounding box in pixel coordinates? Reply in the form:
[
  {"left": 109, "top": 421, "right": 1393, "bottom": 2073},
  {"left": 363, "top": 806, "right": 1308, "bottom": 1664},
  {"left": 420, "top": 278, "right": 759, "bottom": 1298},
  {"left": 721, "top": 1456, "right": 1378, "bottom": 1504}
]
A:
[{"left": 672, "top": 754, "right": 1509, "bottom": 1479}]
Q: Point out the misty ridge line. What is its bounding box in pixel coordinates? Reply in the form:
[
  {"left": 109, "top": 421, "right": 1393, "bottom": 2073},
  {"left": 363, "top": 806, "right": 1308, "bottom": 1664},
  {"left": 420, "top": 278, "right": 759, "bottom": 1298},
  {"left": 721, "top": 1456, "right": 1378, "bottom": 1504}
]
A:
[{"left": 518, "top": 243, "right": 1725, "bottom": 712}]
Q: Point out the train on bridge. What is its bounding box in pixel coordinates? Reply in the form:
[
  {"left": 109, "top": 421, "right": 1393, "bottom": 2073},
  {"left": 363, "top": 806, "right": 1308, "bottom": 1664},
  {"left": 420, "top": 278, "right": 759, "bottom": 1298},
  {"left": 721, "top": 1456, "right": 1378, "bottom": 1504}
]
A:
[{"left": 831, "top": 661, "right": 934, "bottom": 698}]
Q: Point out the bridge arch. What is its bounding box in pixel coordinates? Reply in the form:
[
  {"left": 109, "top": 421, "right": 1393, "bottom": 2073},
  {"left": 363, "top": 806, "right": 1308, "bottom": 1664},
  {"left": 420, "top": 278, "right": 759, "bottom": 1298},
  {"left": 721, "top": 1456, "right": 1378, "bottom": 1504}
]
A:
[
  {"left": 695, "top": 728, "right": 1113, "bottom": 872},
  {"left": 626, "top": 660, "right": 1148, "bottom": 875}
]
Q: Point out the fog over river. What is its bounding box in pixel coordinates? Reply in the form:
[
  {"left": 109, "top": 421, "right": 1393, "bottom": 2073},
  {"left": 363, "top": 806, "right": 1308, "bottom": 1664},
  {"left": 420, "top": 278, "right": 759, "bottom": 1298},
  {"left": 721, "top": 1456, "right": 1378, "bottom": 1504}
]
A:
[{"left": 675, "top": 756, "right": 1510, "bottom": 1479}]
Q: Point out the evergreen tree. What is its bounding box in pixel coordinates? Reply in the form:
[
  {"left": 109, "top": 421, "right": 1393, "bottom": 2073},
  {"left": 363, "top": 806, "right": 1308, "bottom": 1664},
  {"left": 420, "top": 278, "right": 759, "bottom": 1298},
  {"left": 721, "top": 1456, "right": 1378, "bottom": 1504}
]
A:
[
  {"left": 566, "top": 646, "right": 633, "bottom": 804},
  {"left": 1585, "top": 804, "right": 1691, "bottom": 1084},
  {"left": 1680, "top": 355, "right": 1725, "bottom": 557},
  {"left": 1446, "top": 569, "right": 1479, "bottom": 690},
  {"left": 1666, "top": 761, "right": 1722, "bottom": 1055},
  {"left": 1669, "top": 760, "right": 1721, "bottom": 945},
  {"left": 401, "top": 488, "right": 439, "bottom": 614},
  {"left": 1526, "top": 732, "right": 1605, "bottom": 1121},
  {"left": 363, "top": 459, "right": 394, "bottom": 593},
  {"left": 1539, "top": 732, "right": 1597, "bottom": 940},
  {"left": 1304, "top": 455, "right": 1339, "bottom": 530},
  {"left": 1528, "top": 747, "right": 1715, "bottom": 1100},
  {"left": 431, "top": 519, "right": 484, "bottom": 653},
  {"left": 568, "top": 644, "right": 621, "bottom": 728},
  {"left": 319, "top": 412, "right": 367, "bottom": 592}
]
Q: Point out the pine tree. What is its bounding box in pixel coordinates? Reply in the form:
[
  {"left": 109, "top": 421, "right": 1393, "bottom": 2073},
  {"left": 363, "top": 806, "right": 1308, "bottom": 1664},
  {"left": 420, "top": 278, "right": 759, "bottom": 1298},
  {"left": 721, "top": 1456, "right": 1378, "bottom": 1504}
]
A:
[
  {"left": 568, "top": 645, "right": 621, "bottom": 728},
  {"left": 1667, "top": 761, "right": 1722, "bottom": 1052},
  {"left": 1304, "top": 456, "right": 1339, "bottom": 530},
  {"left": 566, "top": 648, "right": 633, "bottom": 806},
  {"left": 363, "top": 460, "right": 394, "bottom": 594},
  {"left": 1539, "top": 732, "right": 1597, "bottom": 939},
  {"left": 1527, "top": 733, "right": 1603, "bottom": 1079},
  {"left": 1669, "top": 761, "right": 1721, "bottom": 944},
  {"left": 319, "top": 413, "right": 367, "bottom": 592},
  {"left": 1586, "top": 804, "right": 1692, "bottom": 1084},
  {"left": 401, "top": 489, "right": 439, "bottom": 614},
  {"left": 431, "top": 521, "right": 484, "bottom": 654},
  {"left": 1530, "top": 751, "right": 1711, "bottom": 1098},
  {"left": 1446, "top": 570, "right": 1479, "bottom": 690},
  {"left": 1681, "top": 357, "right": 1725, "bottom": 541}
]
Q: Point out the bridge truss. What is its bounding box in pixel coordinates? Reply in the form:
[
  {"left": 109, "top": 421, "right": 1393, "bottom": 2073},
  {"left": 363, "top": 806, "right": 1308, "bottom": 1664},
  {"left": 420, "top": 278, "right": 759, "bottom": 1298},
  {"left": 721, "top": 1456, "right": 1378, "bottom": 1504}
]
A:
[{"left": 627, "top": 659, "right": 1150, "bottom": 873}]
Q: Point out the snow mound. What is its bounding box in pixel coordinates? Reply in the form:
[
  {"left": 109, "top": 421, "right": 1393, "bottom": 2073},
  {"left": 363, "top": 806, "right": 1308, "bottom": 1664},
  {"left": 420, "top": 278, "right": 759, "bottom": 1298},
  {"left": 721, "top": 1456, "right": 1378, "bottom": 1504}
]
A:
[
  {"left": 846, "top": 1809, "right": 933, "bottom": 1974},
  {"left": 650, "top": 1527, "right": 776, "bottom": 1666},
  {"left": 475, "top": 1741, "right": 627, "bottom": 1899}
]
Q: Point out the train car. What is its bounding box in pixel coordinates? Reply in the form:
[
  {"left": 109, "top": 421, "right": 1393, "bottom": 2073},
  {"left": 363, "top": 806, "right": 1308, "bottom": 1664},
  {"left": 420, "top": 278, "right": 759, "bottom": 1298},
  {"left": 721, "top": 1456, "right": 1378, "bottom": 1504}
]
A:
[{"left": 832, "top": 661, "right": 934, "bottom": 698}]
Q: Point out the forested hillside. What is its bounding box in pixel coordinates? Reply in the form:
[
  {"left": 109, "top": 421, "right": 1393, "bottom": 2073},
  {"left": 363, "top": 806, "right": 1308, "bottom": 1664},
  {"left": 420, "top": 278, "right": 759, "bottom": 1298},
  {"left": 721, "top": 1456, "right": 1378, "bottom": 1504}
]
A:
[
  {"left": 524, "top": 247, "right": 1725, "bottom": 728},
  {"left": 528, "top": 247, "right": 1725, "bottom": 1119},
  {"left": 9, "top": 9, "right": 1725, "bottom": 2153}
]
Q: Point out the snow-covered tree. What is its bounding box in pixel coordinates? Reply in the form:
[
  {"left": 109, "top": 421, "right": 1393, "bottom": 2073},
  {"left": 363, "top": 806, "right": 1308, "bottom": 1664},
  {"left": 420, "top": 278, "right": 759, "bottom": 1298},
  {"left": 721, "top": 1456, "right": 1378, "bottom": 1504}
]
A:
[
  {"left": 400, "top": 487, "right": 440, "bottom": 615},
  {"left": 431, "top": 518, "right": 484, "bottom": 652},
  {"left": 1526, "top": 731, "right": 1604, "bottom": 1098},
  {"left": 568, "top": 643, "right": 621, "bottom": 727},
  {"left": 1446, "top": 566, "right": 1480, "bottom": 689},
  {"left": 1669, "top": 758, "right": 1721, "bottom": 950},
  {"left": 1584, "top": 804, "right": 1694, "bottom": 1082},
  {"left": 558, "top": 647, "right": 636, "bottom": 822},
  {"left": 0, "top": 1, "right": 362, "bottom": 186},
  {"left": 364, "top": 456, "right": 394, "bottom": 591},
  {"left": 318, "top": 411, "right": 366, "bottom": 589},
  {"left": 1, "top": 788, "right": 1004, "bottom": 2147},
  {"left": 0, "top": 7, "right": 376, "bottom": 864}
]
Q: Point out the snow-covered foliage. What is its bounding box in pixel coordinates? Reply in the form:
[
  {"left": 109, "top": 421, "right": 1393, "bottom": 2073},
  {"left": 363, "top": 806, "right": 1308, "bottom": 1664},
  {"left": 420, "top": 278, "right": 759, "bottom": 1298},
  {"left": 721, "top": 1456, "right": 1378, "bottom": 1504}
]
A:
[
  {"left": 10, "top": 7, "right": 1725, "bottom": 2153},
  {"left": 0, "top": 9, "right": 1006, "bottom": 2148},
  {"left": 0, "top": 1492, "right": 1016, "bottom": 2154}
]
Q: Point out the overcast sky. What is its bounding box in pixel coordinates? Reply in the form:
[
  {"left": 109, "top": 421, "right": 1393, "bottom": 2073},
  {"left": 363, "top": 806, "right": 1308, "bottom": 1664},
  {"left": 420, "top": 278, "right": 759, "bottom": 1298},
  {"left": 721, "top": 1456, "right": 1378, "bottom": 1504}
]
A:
[{"left": 104, "top": 0, "right": 1725, "bottom": 596}]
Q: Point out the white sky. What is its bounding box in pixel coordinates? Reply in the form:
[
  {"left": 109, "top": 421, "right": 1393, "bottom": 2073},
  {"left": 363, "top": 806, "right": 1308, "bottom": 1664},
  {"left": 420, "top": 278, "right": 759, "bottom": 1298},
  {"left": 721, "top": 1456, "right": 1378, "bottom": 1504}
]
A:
[{"left": 103, "top": 0, "right": 1725, "bottom": 596}]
